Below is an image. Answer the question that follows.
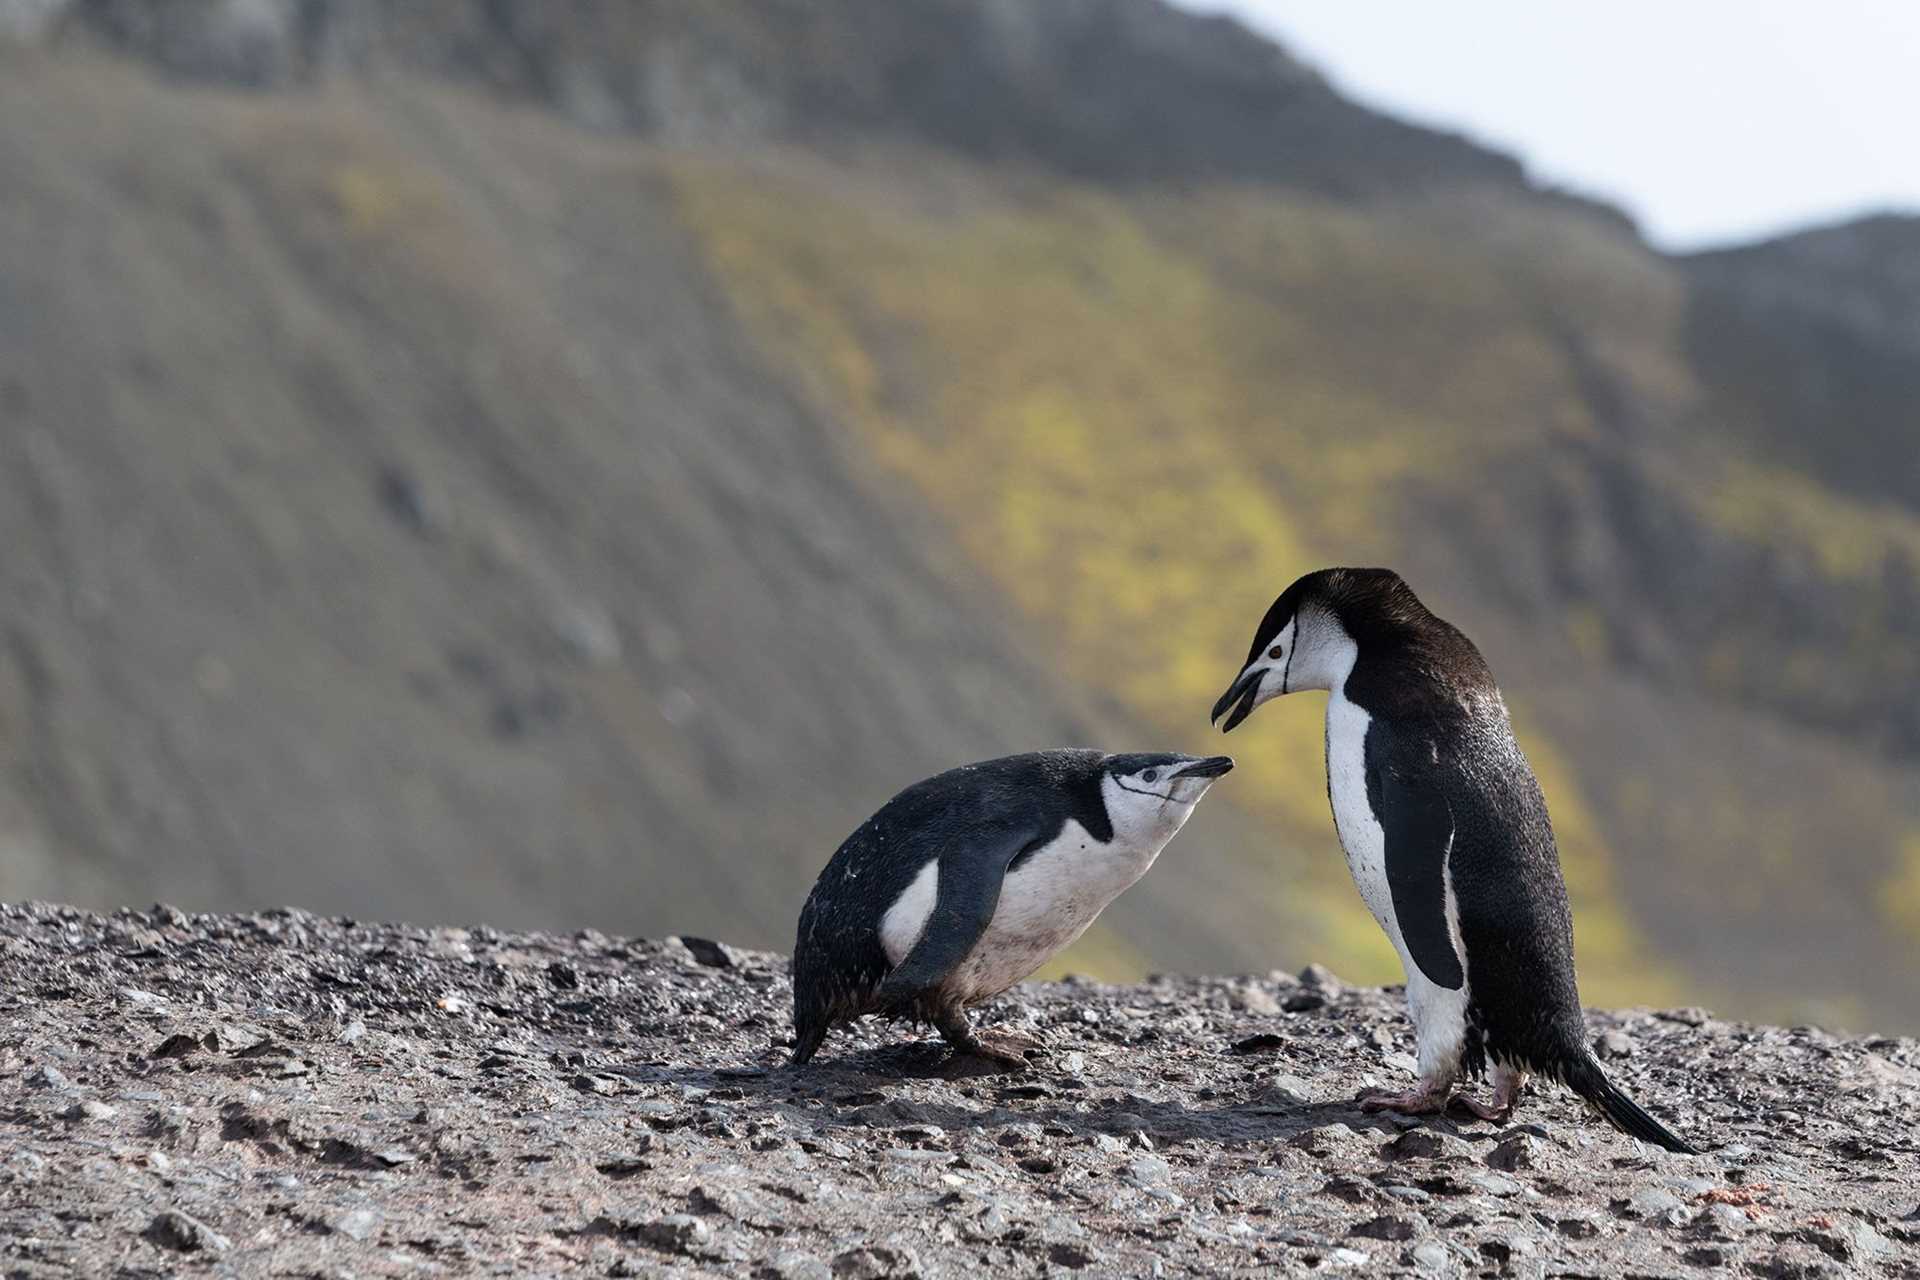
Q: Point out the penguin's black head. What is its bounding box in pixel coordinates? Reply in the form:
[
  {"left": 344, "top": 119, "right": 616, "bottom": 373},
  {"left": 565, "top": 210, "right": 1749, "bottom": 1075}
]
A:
[
  {"left": 1212, "top": 568, "right": 1426, "bottom": 731},
  {"left": 1105, "top": 756, "right": 1236, "bottom": 805}
]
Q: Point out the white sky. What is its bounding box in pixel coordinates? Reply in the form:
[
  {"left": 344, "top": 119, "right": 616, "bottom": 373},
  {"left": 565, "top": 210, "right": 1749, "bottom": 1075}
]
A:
[{"left": 1183, "top": 2, "right": 1920, "bottom": 251}]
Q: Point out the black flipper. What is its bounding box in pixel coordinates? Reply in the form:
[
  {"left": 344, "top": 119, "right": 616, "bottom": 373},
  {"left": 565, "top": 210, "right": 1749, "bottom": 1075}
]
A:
[
  {"left": 874, "top": 823, "right": 1039, "bottom": 1007},
  {"left": 1562, "top": 1050, "right": 1699, "bottom": 1154},
  {"left": 1365, "top": 724, "right": 1466, "bottom": 990}
]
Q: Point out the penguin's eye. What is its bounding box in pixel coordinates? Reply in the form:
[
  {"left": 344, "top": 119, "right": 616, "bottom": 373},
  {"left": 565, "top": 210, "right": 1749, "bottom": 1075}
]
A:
[
  {"left": 1268, "top": 645, "right": 1284, "bottom": 660},
  {"left": 1142, "top": 769, "right": 1160, "bottom": 783}
]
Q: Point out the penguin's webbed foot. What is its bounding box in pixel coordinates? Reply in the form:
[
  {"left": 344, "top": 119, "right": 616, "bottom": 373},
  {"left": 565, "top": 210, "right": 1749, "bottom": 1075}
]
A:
[
  {"left": 1356, "top": 1081, "right": 1451, "bottom": 1115},
  {"left": 932, "top": 1008, "right": 1030, "bottom": 1074},
  {"left": 979, "top": 1030, "right": 1046, "bottom": 1058},
  {"left": 1448, "top": 1092, "right": 1512, "bottom": 1123},
  {"left": 1450, "top": 1064, "right": 1527, "bottom": 1122}
]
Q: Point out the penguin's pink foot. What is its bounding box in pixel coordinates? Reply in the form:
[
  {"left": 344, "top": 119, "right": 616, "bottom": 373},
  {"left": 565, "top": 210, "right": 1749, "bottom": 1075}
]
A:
[
  {"left": 1450, "top": 1066, "right": 1528, "bottom": 1122},
  {"left": 981, "top": 1030, "right": 1046, "bottom": 1057},
  {"left": 1450, "top": 1092, "right": 1512, "bottom": 1122}
]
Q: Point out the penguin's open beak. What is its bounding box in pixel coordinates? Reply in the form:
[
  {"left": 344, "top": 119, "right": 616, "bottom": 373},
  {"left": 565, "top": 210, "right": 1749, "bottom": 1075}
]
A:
[
  {"left": 1173, "top": 755, "right": 1235, "bottom": 780},
  {"left": 1211, "top": 668, "right": 1265, "bottom": 733}
]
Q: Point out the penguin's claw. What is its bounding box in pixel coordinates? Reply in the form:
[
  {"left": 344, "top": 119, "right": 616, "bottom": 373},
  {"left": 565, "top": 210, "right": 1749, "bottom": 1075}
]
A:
[
  {"left": 1448, "top": 1092, "right": 1512, "bottom": 1123},
  {"left": 981, "top": 1031, "right": 1046, "bottom": 1057},
  {"left": 1356, "top": 1084, "right": 1450, "bottom": 1115}
]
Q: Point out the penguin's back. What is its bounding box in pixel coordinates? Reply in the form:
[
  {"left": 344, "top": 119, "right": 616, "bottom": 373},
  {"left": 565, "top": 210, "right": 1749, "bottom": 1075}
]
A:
[
  {"left": 1431, "top": 710, "right": 1587, "bottom": 1077},
  {"left": 791, "top": 750, "right": 1107, "bottom": 1026}
]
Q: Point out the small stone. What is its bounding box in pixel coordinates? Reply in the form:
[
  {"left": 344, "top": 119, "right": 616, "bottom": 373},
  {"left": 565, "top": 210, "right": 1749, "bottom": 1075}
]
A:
[
  {"left": 830, "top": 1245, "right": 919, "bottom": 1278},
  {"left": 885, "top": 1148, "right": 952, "bottom": 1164},
  {"left": 61, "top": 1099, "right": 117, "bottom": 1122},
  {"left": 763, "top": 1251, "right": 833, "bottom": 1280},
  {"left": 373, "top": 1148, "right": 417, "bottom": 1166},
  {"left": 673, "top": 937, "right": 738, "bottom": 968},
  {"left": 1238, "top": 986, "right": 1283, "bottom": 1016},
  {"left": 1480, "top": 1234, "right": 1536, "bottom": 1263},
  {"left": 1836, "top": 1218, "right": 1896, "bottom": 1260},
  {"left": 1620, "top": 1187, "right": 1685, "bottom": 1220},
  {"left": 1060, "top": 1052, "right": 1086, "bottom": 1075},
  {"left": 147, "top": 1210, "right": 231, "bottom": 1253},
  {"left": 1658, "top": 1007, "right": 1712, "bottom": 1027},
  {"left": 638, "top": 1214, "right": 712, "bottom": 1255},
  {"left": 1124, "top": 1155, "right": 1173, "bottom": 1186},
  {"left": 1298, "top": 963, "right": 1342, "bottom": 991},
  {"left": 574, "top": 1073, "right": 621, "bottom": 1095},
  {"left": 1382, "top": 1130, "right": 1466, "bottom": 1162},
  {"left": 1595, "top": 1030, "right": 1634, "bottom": 1059},
  {"left": 1486, "top": 1134, "right": 1542, "bottom": 1171},
  {"left": 1327, "top": 1247, "right": 1370, "bottom": 1266},
  {"left": 1320, "top": 1175, "right": 1378, "bottom": 1204},
  {"left": 1288, "top": 1123, "right": 1362, "bottom": 1157},
  {"left": 1382, "top": 1051, "right": 1420, "bottom": 1077},
  {"left": 1408, "top": 1241, "right": 1450, "bottom": 1272},
  {"left": 1349, "top": 1214, "right": 1422, "bottom": 1241},
  {"left": 333, "top": 1207, "right": 380, "bottom": 1241},
  {"left": 150, "top": 1034, "right": 201, "bottom": 1059},
  {"left": 1465, "top": 1172, "right": 1524, "bottom": 1198},
  {"left": 338, "top": 1020, "right": 367, "bottom": 1044},
  {"left": 1700, "top": 1204, "right": 1750, "bottom": 1237},
  {"left": 1557, "top": 1214, "right": 1601, "bottom": 1239},
  {"left": 28, "top": 1064, "right": 72, "bottom": 1090},
  {"left": 1047, "top": 1242, "right": 1099, "bottom": 1269},
  {"left": 1252, "top": 1074, "right": 1312, "bottom": 1108},
  {"left": 1281, "top": 991, "right": 1326, "bottom": 1013}
]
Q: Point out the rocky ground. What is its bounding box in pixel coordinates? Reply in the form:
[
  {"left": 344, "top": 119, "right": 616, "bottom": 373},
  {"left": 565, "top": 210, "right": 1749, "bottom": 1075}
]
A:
[{"left": 1, "top": 902, "right": 1916, "bottom": 1278}]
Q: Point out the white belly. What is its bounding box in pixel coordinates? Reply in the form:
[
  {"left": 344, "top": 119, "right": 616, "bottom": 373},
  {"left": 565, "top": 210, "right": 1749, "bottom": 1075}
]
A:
[
  {"left": 1326, "top": 688, "right": 1470, "bottom": 1078},
  {"left": 1326, "top": 691, "right": 1398, "bottom": 942},
  {"left": 878, "top": 819, "right": 1165, "bottom": 1003}
]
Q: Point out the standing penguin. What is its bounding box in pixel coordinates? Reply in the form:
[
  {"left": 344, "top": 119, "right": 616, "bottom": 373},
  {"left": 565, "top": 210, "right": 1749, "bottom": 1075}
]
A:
[
  {"left": 1212, "top": 568, "right": 1696, "bottom": 1152},
  {"left": 791, "top": 749, "right": 1233, "bottom": 1069}
]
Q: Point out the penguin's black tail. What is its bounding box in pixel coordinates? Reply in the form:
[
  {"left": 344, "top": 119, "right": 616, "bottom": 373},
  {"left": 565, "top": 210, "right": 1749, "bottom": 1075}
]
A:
[
  {"left": 789, "top": 1019, "right": 827, "bottom": 1067},
  {"left": 1561, "top": 1051, "right": 1698, "bottom": 1154}
]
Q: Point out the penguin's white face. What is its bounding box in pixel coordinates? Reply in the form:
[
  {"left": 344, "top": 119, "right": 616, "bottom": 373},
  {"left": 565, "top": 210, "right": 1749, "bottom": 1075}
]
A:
[
  {"left": 1212, "top": 608, "right": 1358, "bottom": 732},
  {"left": 1099, "top": 754, "right": 1235, "bottom": 846}
]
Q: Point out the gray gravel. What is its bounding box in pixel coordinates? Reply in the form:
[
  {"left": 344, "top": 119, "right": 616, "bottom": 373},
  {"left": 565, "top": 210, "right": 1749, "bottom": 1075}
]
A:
[{"left": 3, "top": 901, "right": 1918, "bottom": 1277}]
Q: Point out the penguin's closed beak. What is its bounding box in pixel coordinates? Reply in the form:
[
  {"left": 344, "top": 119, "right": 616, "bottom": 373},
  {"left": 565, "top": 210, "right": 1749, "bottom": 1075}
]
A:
[
  {"left": 1173, "top": 755, "right": 1235, "bottom": 780},
  {"left": 1211, "top": 668, "right": 1265, "bottom": 733}
]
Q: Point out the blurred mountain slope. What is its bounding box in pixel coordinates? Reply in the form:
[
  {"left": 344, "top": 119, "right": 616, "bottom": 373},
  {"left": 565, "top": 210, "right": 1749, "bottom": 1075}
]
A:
[
  {"left": 3, "top": 0, "right": 1919, "bottom": 1027},
  {"left": 669, "top": 158, "right": 1920, "bottom": 1021},
  {"left": 0, "top": 52, "right": 1311, "bottom": 974}
]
